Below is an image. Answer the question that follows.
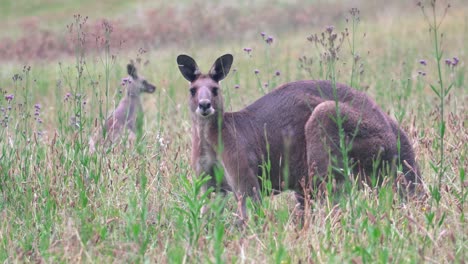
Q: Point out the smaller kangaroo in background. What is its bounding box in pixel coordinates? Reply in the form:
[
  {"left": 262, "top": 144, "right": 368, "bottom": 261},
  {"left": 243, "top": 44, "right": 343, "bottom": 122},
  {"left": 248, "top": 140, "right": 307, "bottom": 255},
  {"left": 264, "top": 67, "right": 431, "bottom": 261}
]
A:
[
  {"left": 177, "top": 54, "right": 422, "bottom": 225},
  {"left": 89, "top": 63, "right": 156, "bottom": 153}
]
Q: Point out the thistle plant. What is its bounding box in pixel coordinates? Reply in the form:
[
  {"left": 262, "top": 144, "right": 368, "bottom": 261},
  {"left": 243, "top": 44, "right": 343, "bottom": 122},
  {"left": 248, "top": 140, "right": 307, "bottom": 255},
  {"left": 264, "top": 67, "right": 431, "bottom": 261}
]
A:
[
  {"left": 307, "top": 25, "right": 350, "bottom": 184},
  {"left": 418, "top": 0, "right": 454, "bottom": 194},
  {"left": 417, "top": 1, "right": 465, "bottom": 260}
]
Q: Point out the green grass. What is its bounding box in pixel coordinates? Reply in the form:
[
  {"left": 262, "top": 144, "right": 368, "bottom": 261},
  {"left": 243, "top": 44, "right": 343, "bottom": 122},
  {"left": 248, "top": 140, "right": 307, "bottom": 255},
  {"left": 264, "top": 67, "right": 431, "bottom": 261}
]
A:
[{"left": 0, "top": 1, "right": 467, "bottom": 263}]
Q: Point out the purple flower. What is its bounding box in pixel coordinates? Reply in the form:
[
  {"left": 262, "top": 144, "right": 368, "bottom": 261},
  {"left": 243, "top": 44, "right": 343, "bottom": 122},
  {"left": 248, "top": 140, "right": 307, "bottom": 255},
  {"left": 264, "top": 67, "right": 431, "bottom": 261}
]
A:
[
  {"left": 326, "top": 26, "right": 334, "bottom": 34},
  {"left": 419, "top": 60, "right": 427, "bottom": 66},
  {"left": 445, "top": 59, "right": 452, "bottom": 66},
  {"left": 260, "top": 32, "right": 266, "bottom": 38},
  {"left": 265, "top": 36, "right": 274, "bottom": 45},
  {"left": 34, "top": 103, "right": 41, "bottom": 110},
  {"left": 234, "top": 84, "right": 240, "bottom": 89},
  {"left": 264, "top": 83, "right": 269, "bottom": 88},
  {"left": 452, "top": 57, "right": 459, "bottom": 66},
  {"left": 254, "top": 69, "right": 260, "bottom": 75},
  {"left": 243, "top": 47, "right": 252, "bottom": 54},
  {"left": 417, "top": 71, "right": 426, "bottom": 76},
  {"left": 275, "top": 70, "right": 281, "bottom": 76},
  {"left": 5, "top": 94, "right": 14, "bottom": 101},
  {"left": 121, "top": 77, "right": 132, "bottom": 86}
]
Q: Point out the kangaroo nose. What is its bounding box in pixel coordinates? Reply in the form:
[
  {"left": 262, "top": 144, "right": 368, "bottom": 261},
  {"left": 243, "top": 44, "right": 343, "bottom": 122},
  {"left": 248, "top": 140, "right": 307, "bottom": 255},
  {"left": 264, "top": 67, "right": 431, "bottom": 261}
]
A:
[{"left": 199, "top": 100, "right": 211, "bottom": 111}]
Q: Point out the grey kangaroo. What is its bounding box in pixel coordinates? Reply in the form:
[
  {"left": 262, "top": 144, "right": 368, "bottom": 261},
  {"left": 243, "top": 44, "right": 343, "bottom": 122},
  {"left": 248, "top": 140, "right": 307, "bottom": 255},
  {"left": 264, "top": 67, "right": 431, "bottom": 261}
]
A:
[
  {"left": 89, "top": 63, "right": 156, "bottom": 152},
  {"left": 177, "top": 54, "right": 422, "bottom": 223}
]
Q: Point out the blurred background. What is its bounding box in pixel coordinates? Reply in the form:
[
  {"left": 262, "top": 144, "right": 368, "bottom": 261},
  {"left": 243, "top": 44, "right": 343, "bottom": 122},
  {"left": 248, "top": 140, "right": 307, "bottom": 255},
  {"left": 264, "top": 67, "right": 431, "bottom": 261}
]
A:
[{"left": 1, "top": 0, "right": 465, "bottom": 61}]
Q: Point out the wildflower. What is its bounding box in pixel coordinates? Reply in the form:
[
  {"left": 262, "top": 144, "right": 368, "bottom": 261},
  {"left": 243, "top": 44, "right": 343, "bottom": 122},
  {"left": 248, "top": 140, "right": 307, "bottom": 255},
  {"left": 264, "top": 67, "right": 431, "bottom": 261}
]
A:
[
  {"left": 260, "top": 32, "right": 266, "bottom": 38},
  {"left": 275, "top": 70, "right": 281, "bottom": 76},
  {"left": 34, "top": 103, "right": 41, "bottom": 110},
  {"left": 234, "top": 84, "right": 240, "bottom": 89},
  {"left": 264, "top": 82, "right": 269, "bottom": 88},
  {"left": 254, "top": 69, "right": 260, "bottom": 75},
  {"left": 419, "top": 59, "right": 427, "bottom": 66},
  {"left": 326, "top": 26, "right": 334, "bottom": 34},
  {"left": 243, "top": 47, "right": 252, "bottom": 54},
  {"left": 445, "top": 59, "right": 452, "bottom": 66},
  {"left": 265, "top": 36, "right": 274, "bottom": 45},
  {"left": 121, "top": 77, "right": 132, "bottom": 86},
  {"left": 452, "top": 57, "right": 459, "bottom": 67},
  {"left": 64, "top": 92, "right": 71, "bottom": 101},
  {"left": 5, "top": 94, "right": 14, "bottom": 101},
  {"left": 418, "top": 71, "right": 426, "bottom": 76}
]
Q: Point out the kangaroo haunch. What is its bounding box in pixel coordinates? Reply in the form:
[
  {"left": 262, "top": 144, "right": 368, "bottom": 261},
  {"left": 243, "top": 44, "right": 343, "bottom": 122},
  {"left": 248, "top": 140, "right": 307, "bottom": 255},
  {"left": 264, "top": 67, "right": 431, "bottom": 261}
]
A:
[{"left": 177, "top": 54, "right": 422, "bottom": 222}]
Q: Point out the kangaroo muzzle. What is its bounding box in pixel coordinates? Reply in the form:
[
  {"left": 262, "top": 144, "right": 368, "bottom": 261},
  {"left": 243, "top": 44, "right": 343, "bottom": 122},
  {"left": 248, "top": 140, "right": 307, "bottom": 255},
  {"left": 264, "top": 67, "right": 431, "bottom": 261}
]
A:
[{"left": 196, "top": 99, "right": 214, "bottom": 117}]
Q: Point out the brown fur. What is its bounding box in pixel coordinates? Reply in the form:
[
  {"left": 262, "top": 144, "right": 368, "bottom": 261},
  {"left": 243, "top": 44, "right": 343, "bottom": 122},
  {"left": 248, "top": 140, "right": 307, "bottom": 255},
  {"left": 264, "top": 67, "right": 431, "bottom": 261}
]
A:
[
  {"left": 177, "top": 54, "right": 422, "bottom": 222},
  {"left": 89, "top": 63, "right": 156, "bottom": 153}
]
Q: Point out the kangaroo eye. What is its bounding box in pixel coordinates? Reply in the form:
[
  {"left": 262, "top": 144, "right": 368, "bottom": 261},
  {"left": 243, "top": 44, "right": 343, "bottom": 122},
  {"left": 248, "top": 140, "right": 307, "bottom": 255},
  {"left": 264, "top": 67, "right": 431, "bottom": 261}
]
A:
[
  {"left": 212, "top": 87, "right": 218, "bottom": 96},
  {"left": 190, "top": 87, "right": 196, "bottom": 96}
]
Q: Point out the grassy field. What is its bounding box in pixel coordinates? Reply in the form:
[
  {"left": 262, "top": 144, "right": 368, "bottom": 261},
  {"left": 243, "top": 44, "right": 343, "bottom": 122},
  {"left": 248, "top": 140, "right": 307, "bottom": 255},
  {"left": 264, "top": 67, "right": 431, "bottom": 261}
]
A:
[{"left": 0, "top": 0, "right": 467, "bottom": 263}]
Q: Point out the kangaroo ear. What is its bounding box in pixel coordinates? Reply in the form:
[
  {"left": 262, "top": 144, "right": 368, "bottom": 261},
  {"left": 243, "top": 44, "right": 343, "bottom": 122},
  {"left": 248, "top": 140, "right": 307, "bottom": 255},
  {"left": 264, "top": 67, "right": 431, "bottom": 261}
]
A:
[
  {"left": 177, "top": 55, "right": 200, "bottom": 82},
  {"left": 127, "top": 63, "right": 138, "bottom": 79},
  {"left": 209, "top": 54, "right": 233, "bottom": 82}
]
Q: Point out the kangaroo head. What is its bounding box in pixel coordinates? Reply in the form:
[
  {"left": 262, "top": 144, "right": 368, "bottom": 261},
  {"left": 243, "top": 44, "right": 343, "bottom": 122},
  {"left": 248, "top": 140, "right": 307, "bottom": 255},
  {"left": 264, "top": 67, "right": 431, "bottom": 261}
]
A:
[
  {"left": 177, "top": 54, "right": 233, "bottom": 118},
  {"left": 124, "top": 63, "right": 156, "bottom": 97}
]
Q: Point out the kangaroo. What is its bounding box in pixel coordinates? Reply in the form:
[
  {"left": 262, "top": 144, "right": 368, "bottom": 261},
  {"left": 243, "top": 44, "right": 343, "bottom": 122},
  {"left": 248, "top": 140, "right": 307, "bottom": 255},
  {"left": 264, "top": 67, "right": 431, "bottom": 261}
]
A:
[
  {"left": 177, "top": 54, "right": 422, "bottom": 223},
  {"left": 89, "top": 63, "right": 156, "bottom": 153}
]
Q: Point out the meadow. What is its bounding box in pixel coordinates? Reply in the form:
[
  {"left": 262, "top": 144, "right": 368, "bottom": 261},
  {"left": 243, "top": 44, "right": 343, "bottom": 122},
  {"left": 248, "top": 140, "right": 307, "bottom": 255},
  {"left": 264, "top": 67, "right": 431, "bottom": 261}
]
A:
[{"left": 0, "top": 0, "right": 466, "bottom": 263}]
